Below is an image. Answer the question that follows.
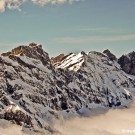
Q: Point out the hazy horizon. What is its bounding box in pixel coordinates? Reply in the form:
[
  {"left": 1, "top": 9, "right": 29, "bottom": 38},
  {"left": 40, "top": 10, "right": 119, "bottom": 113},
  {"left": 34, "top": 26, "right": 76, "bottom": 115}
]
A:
[
  {"left": 1, "top": 101, "right": 135, "bottom": 135},
  {"left": 0, "top": 43, "right": 135, "bottom": 58}
]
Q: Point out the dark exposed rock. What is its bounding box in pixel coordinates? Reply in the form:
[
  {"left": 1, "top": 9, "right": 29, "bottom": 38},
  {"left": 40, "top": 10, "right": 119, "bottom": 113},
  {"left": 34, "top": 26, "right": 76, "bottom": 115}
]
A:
[
  {"left": 2, "top": 43, "right": 50, "bottom": 67},
  {"left": 11, "top": 93, "right": 22, "bottom": 100},
  {"left": 7, "top": 83, "right": 15, "bottom": 94},
  {"left": 29, "top": 42, "right": 38, "bottom": 47},
  {"left": 103, "top": 49, "right": 117, "bottom": 61},
  {"left": 51, "top": 54, "right": 64, "bottom": 64},
  {"left": 61, "top": 53, "right": 75, "bottom": 61},
  {"left": 4, "top": 109, "right": 32, "bottom": 126},
  {"left": 1, "top": 51, "right": 11, "bottom": 57},
  {"left": 118, "top": 51, "right": 135, "bottom": 75},
  {"left": 81, "top": 51, "right": 87, "bottom": 55},
  {"left": 61, "top": 102, "right": 68, "bottom": 110},
  {"left": 0, "top": 104, "right": 4, "bottom": 109},
  {"left": 60, "top": 96, "right": 68, "bottom": 110},
  {"left": 0, "top": 114, "right": 4, "bottom": 119},
  {"left": 0, "top": 90, "right": 4, "bottom": 98},
  {"left": 4, "top": 71, "right": 13, "bottom": 80},
  {"left": 1, "top": 96, "right": 10, "bottom": 106}
]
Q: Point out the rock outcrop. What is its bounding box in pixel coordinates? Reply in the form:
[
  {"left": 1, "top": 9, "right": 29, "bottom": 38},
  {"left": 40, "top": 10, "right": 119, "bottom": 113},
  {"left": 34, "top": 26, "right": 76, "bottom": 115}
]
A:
[
  {"left": 51, "top": 54, "right": 64, "bottom": 64},
  {"left": 118, "top": 51, "right": 135, "bottom": 75},
  {"left": 5, "top": 103, "right": 32, "bottom": 126},
  {"left": 103, "top": 49, "right": 117, "bottom": 61}
]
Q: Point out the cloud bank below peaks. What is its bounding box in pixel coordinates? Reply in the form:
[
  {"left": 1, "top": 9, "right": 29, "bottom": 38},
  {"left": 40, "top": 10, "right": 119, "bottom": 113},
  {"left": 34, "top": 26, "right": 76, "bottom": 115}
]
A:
[{"left": 0, "top": 0, "right": 81, "bottom": 12}]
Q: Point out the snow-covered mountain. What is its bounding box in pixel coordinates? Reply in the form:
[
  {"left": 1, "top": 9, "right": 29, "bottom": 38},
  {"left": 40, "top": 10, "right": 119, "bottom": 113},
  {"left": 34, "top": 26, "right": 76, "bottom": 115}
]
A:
[
  {"left": 0, "top": 43, "right": 135, "bottom": 134},
  {"left": 54, "top": 52, "right": 84, "bottom": 71}
]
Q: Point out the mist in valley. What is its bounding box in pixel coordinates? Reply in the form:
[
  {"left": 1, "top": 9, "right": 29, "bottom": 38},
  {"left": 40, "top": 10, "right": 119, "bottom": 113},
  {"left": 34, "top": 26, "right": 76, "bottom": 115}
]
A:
[
  {"left": 0, "top": 101, "right": 135, "bottom": 135},
  {"left": 54, "top": 101, "right": 135, "bottom": 135}
]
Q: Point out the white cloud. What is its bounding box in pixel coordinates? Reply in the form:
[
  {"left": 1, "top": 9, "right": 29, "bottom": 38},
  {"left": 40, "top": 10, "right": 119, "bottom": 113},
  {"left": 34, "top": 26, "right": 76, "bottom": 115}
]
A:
[
  {"left": 78, "top": 27, "right": 107, "bottom": 32},
  {"left": 54, "top": 34, "right": 135, "bottom": 44},
  {"left": 0, "top": 0, "right": 6, "bottom": 12},
  {"left": 77, "top": 27, "right": 127, "bottom": 33},
  {"left": 0, "top": 0, "right": 81, "bottom": 12},
  {"left": 0, "top": 0, "right": 25, "bottom": 12},
  {"left": 32, "top": 0, "right": 79, "bottom": 5}
]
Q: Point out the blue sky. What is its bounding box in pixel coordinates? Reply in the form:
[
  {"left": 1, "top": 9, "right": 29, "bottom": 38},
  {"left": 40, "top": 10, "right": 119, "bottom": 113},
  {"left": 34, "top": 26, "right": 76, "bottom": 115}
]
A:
[{"left": 0, "top": 0, "right": 135, "bottom": 57}]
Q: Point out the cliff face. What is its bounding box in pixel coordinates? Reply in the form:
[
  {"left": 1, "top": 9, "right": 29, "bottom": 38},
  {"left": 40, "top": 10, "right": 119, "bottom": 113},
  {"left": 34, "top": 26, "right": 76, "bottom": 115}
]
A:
[
  {"left": 118, "top": 51, "right": 135, "bottom": 75},
  {"left": 103, "top": 49, "right": 117, "bottom": 61},
  {"left": 0, "top": 44, "right": 135, "bottom": 133}
]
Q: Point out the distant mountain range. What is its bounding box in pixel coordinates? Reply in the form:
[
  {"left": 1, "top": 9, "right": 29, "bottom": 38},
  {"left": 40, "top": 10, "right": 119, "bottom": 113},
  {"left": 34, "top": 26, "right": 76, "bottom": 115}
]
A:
[{"left": 0, "top": 43, "right": 135, "bottom": 134}]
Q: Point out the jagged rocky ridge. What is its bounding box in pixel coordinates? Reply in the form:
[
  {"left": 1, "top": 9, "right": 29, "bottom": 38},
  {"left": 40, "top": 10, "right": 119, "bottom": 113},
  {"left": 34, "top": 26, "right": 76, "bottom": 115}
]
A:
[
  {"left": 51, "top": 54, "right": 65, "bottom": 64},
  {"left": 0, "top": 43, "right": 135, "bottom": 133},
  {"left": 118, "top": 51, "right": 135, "bottom": 75}
]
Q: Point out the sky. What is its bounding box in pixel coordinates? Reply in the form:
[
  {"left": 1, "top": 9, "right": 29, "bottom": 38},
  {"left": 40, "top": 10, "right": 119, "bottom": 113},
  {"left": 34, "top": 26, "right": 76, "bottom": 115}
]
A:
[{"left": 0, "top": 0, "right": 135, "bottom": 57}]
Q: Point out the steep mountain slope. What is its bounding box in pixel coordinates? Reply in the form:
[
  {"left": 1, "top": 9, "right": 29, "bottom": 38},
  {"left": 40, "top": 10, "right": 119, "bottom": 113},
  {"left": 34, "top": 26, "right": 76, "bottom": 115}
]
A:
[
  {"left": 118, "top": 51, "right": 135, "bottom": 75},
  {"left": 54, "top": 52, "right": 84, "bottom": 71},
  {"left": 0, "top": 44, "right": 135, "bottom": 134},
  {"left": 54, "top": 51, "right": 135, "bottom": 107},
  {"left": 103, "top": 49, "right": 117, "bottom": 61}
]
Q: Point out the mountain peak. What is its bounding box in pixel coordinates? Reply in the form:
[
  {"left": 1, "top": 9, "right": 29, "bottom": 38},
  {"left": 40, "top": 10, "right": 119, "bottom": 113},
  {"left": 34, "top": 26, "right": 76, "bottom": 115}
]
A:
[
  {"left": 103, "top": 49, "right": 117, "bottom": 61},
  {"left": 54, "top": 52, "right": 84, "bottom": 71},
  {"left": 118, "top": 51, "right": 135, "bottom": 75},
  {"left": 1, "top": 43, "right": 51, "bottom": 70},
  {"left": 51, "top": 53, "right": 65, "bottom": 64},
  {"left": 2, "top": 43, "right": 44, "bottom": 57}
]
